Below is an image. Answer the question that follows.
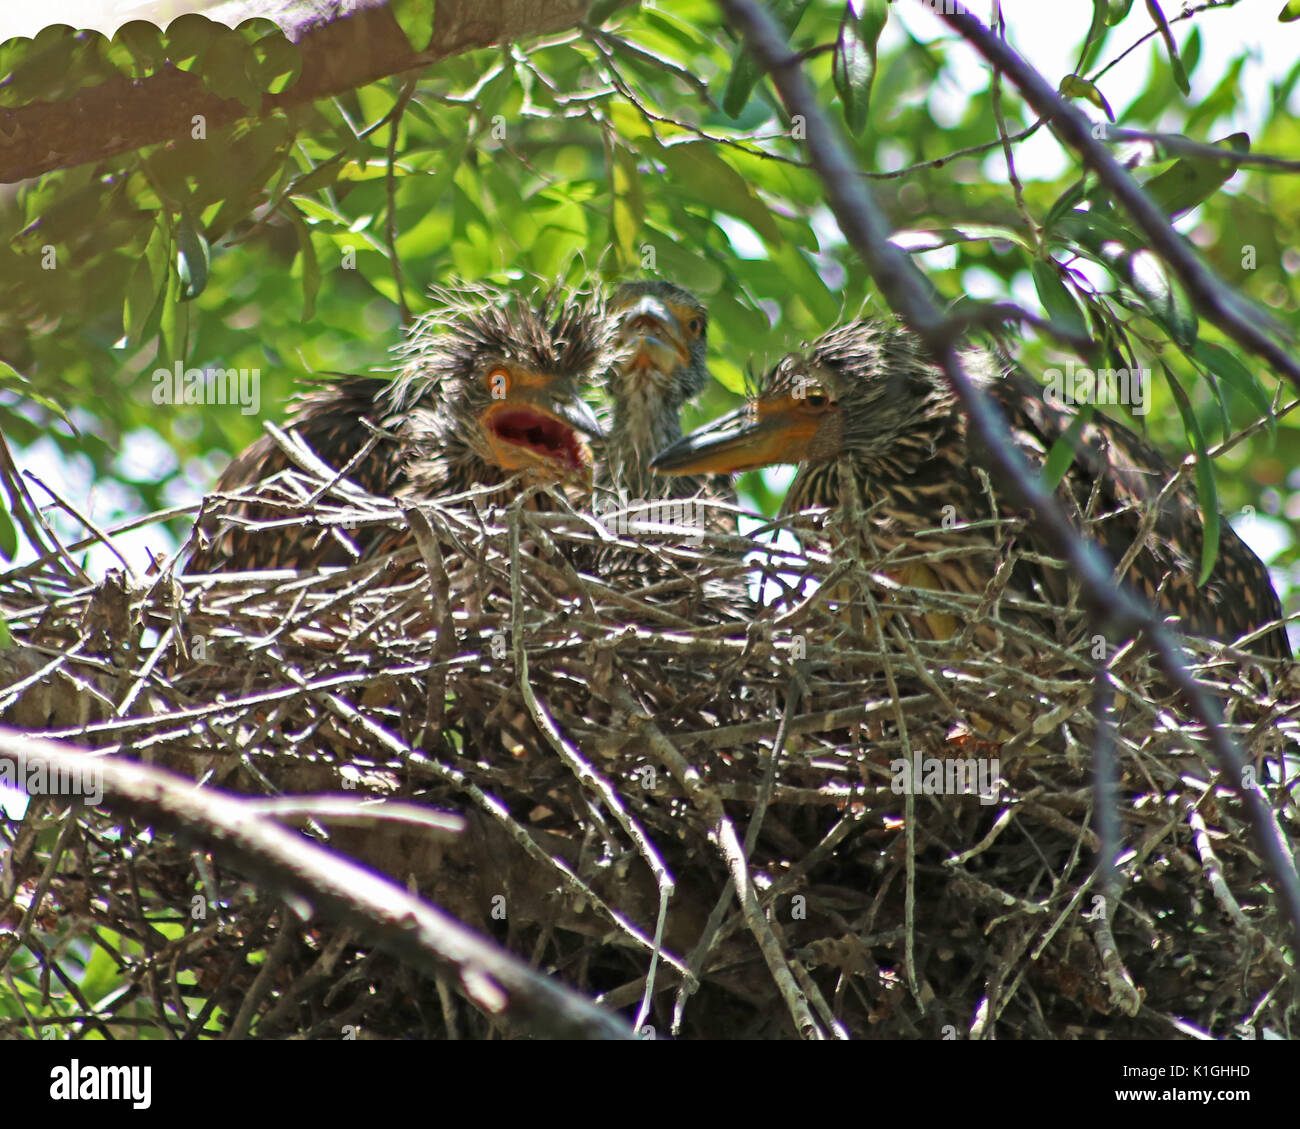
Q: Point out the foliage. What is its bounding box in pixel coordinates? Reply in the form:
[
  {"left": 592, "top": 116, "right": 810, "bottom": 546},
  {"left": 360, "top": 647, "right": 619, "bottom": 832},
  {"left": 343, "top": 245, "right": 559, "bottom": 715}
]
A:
[{"left": 0, "top": 0, "right": 1297, "bottom": 579}]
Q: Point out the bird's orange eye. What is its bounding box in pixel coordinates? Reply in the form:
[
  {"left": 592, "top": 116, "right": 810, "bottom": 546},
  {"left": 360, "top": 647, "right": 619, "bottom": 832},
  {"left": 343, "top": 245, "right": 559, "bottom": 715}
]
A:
[
  {"left": 801, "top": 389, "right": 835, "bottom": 409},
  {"left": 486, "top": 368, "right": 510, "bottom": 400}
]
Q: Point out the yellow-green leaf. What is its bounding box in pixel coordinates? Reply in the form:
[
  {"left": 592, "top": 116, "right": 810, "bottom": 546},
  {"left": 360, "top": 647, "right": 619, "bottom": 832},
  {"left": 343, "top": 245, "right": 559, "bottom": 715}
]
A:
[
  {"left": 1058, "top": 74, "right": 1115, "bottom": 122},
  {"left": 390, "top": 0, "right": 436, "bottom": 53},
  {"left": 1140, "top": 132, "right": 1248, "bottom": 219}
]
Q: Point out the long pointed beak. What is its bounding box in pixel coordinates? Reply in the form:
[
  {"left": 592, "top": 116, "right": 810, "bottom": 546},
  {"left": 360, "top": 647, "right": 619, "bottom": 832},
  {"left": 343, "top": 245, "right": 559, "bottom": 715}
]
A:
[
  {"left": 650, "top": 403, "right": 808, "bottom": 476},
  {"left": 522, "top": 380, "right": 606, "bottom": 441},
  {"left": 618, "top": 295, "right": 688, "bottom": 373}
]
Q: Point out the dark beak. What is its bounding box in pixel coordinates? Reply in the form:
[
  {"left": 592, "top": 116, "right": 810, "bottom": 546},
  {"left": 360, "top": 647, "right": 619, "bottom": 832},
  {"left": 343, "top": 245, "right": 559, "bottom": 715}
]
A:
[{"left": 525, "top": 380, "right": 606, "bottom": 441}]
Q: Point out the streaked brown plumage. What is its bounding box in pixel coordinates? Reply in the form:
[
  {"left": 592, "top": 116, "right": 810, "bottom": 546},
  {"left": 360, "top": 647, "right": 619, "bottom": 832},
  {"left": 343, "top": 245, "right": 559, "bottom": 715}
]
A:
[
  {"left": 586, "top": 281, "right": 741, "bottom": 605},
  {"left": 185, "top": 285, "right": 611, "bottom": 572},
  {"left": 594, "top": 280, "right": 736, "bottom": 538},
  {"left": 599, "top": 281, "right": 719, "bottom": 499},
  {"left": 652, "top": 319, "right": 1289, "bottom": 659}
]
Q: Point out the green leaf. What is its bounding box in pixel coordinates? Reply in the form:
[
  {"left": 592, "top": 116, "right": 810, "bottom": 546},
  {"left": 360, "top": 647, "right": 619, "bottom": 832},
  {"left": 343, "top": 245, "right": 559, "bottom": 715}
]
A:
[
  {"left": 1282, "top": 0, "right": 1300, "bottom": 21},
  {"left": 1144, "top": 0, "right": 1189, "bottom": 95},
  {"left": 833, "top": 0, "right": 888, "bottom": 134},
  {"left": 1107, "top": 0, "right": 1136, "bottom": 23},
  {"left": 390, "top": 0, "right": 436, "bottom": 53},
  {"left": 176, "top": 210, "right": 210, "bottom": 302},
  {"left": 251, "top": 30, "right": 302, "bottom": 94},
  {"left": 1081, "top": 0, "right": 1111, "bottom": 71},
  {"left": 156, "top": 266, "right": 188, "bottom": 378},
  {"left": 610, "top": 143, "right": 645, "bottom": 263},
  {"left": 198, "top": 30, "right": 261, "bottom": 109},
  {"left": 1189, "top": 340, "right": 1275, "bottom": 436},
  {"left": 0, "top": 361, "right": 74, "bottom": 429},
  {"left": 1051, "top": 206, "right": 1138, "bottom": 252},
  {"left": 0, "top": 507, "right": 16, "bottom": 564},
  {"left": 475, "top": 58, "right": 516, "bottom": 132},
  {"left": 285, "top": 204, "right": 322, "bottom": 322},
  {"left": 721, "top": 0, "right": 810, "bottom": 118},
  {"left": 290, "top": 154, "right": 347, "bottom": 197},
  {"left": 648, "top": 139, "right": 782, "bottom": 245},
  {"left": 1058, "top": 74, "right": 1115, "bottom": 121},
  {"left": 1182, "top": 25, "right": 1201, "bottom": 77},
  {"left": 292, "top": 196, "right": 353, "bottom": 228},
  {"left": 641, "top": 227, "right": 725, "bottom": 294},
  {"left": 1139, "top": 132, "right": 1248, "bottom": 219},
  {"left": 1030, "top": 260, "right": 1088, "bottom": 340},
  {"left": 587, "top": 0, "right": 640, "bottom": 24},
  {"left": 1100, "top": 245, "right": 1198, "bottom": 347},
  {"left": 780, "top": 245, "right": 840, "bottom": 325},
  {"left": 1162, "top": 362, "right": 1219, "bottom": 586},
  {"left": 112, "top": 20, "right": 166, "bottom": 77},
  {"left": 1044, "top": 178, "right": 1091, "bottom": 233},
  {"left": 124, "top": 251, "right": 158, "bottom": 346},
  {"left": 6, "top": 25, "right": 81, "bottom": 103},
  {"left": 1042, "top": 402, "right": 1096, "bottom": 491},
  {"left": 895, "top": 224, "right": 1033, "bottom": 252},
  {"left": 165, "top": 12, "right": 220, "bottom": 69}
]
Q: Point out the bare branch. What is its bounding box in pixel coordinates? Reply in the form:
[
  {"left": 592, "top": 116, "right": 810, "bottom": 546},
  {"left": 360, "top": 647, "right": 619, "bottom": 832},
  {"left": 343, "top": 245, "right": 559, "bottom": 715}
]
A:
[{"left": 718, "top": 0, "right": 1300, "bottom": 955}]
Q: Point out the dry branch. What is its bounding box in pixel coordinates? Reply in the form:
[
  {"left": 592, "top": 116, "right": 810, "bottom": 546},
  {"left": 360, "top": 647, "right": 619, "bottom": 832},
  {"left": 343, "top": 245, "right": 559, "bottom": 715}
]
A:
[{"left": 1, "top": 450, "right": 1297, "bottom": 1038}]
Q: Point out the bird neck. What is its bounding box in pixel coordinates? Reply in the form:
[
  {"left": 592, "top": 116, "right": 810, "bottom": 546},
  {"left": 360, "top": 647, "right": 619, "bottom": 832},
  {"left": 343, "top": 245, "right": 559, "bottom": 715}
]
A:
[{"left": 605, "top": 382, "right": 688, "bottom": 499}]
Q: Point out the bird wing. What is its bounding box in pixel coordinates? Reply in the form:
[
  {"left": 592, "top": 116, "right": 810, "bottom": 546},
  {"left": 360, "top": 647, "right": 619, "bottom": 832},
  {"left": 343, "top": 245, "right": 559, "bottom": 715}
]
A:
[
  {"left": 187, "top": 376, "right": 401, "bottom": 571},
  {"left": 972, "top": 363, "right": 1285, "bottom": 656}
]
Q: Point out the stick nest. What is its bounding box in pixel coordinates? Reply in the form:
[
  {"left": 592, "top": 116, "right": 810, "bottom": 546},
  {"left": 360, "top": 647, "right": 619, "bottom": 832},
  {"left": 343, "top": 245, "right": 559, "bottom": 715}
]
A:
[{"left": 2, "top": 457, "right": 1298, "bottom": 1040}]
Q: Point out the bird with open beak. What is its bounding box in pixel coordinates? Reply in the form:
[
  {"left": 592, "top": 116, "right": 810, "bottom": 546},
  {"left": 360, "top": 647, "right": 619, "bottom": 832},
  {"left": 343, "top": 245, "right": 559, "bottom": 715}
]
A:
[
  {"left": 651, "top": 318, "right": 1288, "bottom": 658},
  {"left": 186, "top": 282, "right": 610, "bottom": 572}
]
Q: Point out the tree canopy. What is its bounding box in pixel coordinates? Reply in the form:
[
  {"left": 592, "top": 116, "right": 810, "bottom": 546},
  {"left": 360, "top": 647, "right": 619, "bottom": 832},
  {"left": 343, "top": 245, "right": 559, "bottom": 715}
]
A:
[{"left": 1, "top": 0, "right": 1298, "bottom": 595}]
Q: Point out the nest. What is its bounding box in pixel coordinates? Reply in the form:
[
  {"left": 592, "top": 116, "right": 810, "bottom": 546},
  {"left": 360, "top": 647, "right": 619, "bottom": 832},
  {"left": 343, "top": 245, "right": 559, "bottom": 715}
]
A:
[{"left": 2, "top": 452, "right": 1299, "bottom": 1040}]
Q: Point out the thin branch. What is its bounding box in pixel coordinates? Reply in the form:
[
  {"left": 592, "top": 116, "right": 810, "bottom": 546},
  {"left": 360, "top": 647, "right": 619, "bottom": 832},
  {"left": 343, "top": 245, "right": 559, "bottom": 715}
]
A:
[
  {"left": 0, "top": 728, "right": 633, "bottom": 1040},
  {"left": 936, "top": 4, "right": 1300, "bottom": 396},
  {"left": 719, "top": 0, "right": 1300, "bottom": 956}
]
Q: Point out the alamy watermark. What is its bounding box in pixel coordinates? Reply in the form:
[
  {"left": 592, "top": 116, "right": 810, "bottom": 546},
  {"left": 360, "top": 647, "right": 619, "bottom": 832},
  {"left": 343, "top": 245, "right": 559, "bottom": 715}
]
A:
[
  {"left": 594, "top": 491, "right": 709, "bottom": 543},
  {"left": 0, "top": 751, "right": 103, "bottom": 806},
  {"left": 152, "top": 362, "right": 261, "bottom": 415},
  {"left": 890, "top": 752, "right": 1001, "bottom": 805},
  {"left": 1042, "top": 359, "right": 1149, "bottom": 416}
]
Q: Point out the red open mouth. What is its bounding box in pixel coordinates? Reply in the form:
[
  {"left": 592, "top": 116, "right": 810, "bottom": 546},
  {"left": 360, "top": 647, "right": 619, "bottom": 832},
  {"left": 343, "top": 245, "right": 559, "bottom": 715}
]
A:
[{"left": 488, "top": 408, "right": 585, "bottom": 472}]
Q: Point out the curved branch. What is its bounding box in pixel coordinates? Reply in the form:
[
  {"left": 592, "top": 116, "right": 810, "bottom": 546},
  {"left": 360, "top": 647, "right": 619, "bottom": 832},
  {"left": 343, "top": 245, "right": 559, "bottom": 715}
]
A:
[
  {"left": 0, "top": 0, "right": 590, "bottom": 184},
  {"left": 718, "top": 0, "right": 1300, "bottom": 957},
  {"left": 935, "top": 4, "right": 1300, "bottom": 394},
  {"left": 0, "top": 727, "right": 633, "bottom": 1040}
]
